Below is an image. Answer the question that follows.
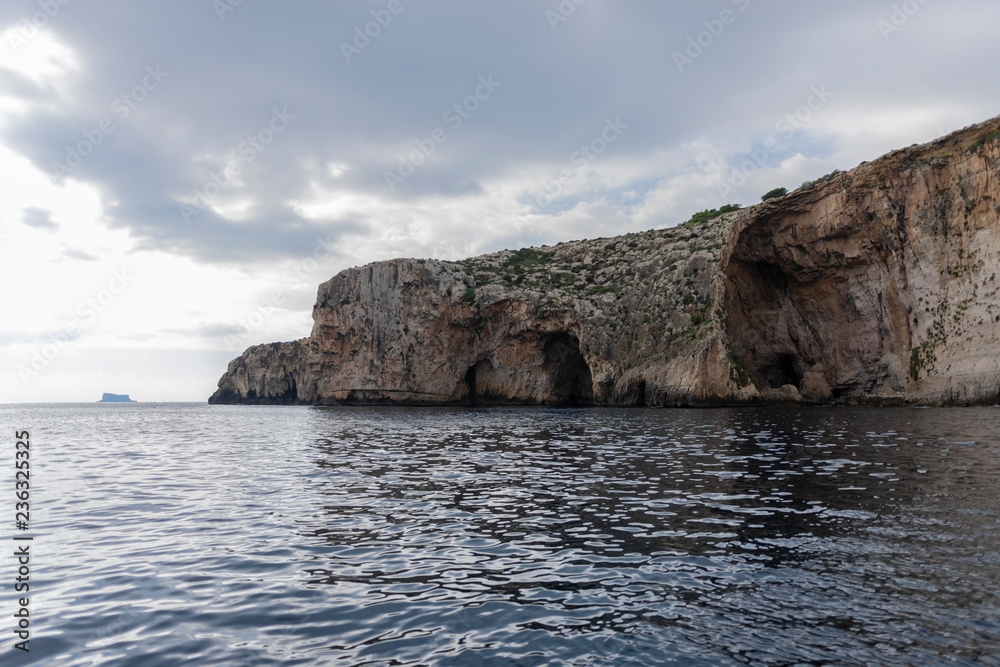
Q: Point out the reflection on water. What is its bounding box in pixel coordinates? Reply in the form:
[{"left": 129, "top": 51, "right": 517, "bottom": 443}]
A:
[
  {"left": 3, "top": 404, "right": 1000, "bottom": 665},
  {"left": 299, "top": 407, "right": 1000, "bottom": 665}
]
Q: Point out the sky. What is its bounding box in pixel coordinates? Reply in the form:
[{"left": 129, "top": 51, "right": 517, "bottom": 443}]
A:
[{"left": 1, "top": 0, "right": 998, "bottom": 403}]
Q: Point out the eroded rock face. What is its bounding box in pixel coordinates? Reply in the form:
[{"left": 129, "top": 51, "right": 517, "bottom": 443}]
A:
[
  {"left": 724, "top": 119, "right": 1000, "bottom": 405},
  {"left": 210, "top": 117, "right": 1000, "bottom": 406},
  {"left": 208, "top": 340, "right": 312, "bottom": 404},
  {"left": 304, "top": 259, "right": 611, "bottom": 405}
]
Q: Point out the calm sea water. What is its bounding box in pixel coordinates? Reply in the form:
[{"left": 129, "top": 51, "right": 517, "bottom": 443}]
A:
[{"left": 2, "top": 404, "right": 999, "bottom": 665}]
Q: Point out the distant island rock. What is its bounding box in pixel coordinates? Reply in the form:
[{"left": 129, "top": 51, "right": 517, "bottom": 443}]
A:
[
  {"left": 210, "top": 116, "right": 1000, "bottom": 407},
  {"left": 99, "top": 393, "right": 137, "bottom": 403}
]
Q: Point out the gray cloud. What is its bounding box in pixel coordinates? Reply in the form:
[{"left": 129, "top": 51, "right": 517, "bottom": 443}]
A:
[
  {"left": 21, "top": 207, "right": 58, "bottom": 230},
  {"left": 169, "top": 323, "right": 249, "bottom": 339},
  {"left": 0, "top": 328, "right": 82, "bottom": 347},
  {"left": 2, "top": 0, "right": 999, "bottom": 265},
  {"left": 63, "top": 247, "right": 98, "bottom": 261}
]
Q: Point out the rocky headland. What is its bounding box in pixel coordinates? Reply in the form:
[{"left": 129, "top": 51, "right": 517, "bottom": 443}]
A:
[{"left": 210, "top": 117, "right": 1000, "bottom": 407}]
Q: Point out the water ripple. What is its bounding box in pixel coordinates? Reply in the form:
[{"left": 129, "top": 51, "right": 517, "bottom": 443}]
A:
[{"left": 2, "top": 404, "right": 1000, "bottom": 664}]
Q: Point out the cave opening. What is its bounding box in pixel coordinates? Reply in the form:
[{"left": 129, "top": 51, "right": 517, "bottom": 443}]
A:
[
  {"left": 464, "top": 364, "right": 477, "bottom": 405},
  {"left": 543, "top": 333, "right": 594, "bottom": 404},
  {"left": 774, "top": 354, "right": 803, "bottom": 389},
  {"left": 725, "top": 254, "right": 813, "bottom": 392},
  {"left": 464, "top": 358, "right": 495, "bottom": 406},
  {"left": 754, "top": 260, "right": 790, "bottom": 295},
  {"left": 634, "top": 380, "right": 647, "bottom": 407}
]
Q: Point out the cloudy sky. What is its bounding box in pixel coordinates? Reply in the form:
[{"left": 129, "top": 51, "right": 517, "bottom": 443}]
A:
[{"left": 1, "top": 0, "right": 998, "bottom": 402}]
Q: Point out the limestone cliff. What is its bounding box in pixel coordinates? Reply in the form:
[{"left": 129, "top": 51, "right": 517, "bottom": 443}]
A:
[
  {"left": 209, "top": 340, "right": 312, "bottom": 404},
  {"left": 210, "top": 117, "right": 1000, "bottom": 407}
]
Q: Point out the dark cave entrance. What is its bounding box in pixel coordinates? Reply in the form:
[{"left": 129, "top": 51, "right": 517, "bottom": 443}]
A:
[
  {"left": 463, "top": 333, "right": 593, "bottom": 405},
  {"left": 753, "top": 260, "right": 790, "bottom": 294},
  {"left": 464, "top": 358, "right": 493, "bottom": 406},
  {"left": 725, "top": 256, "right": 813, "bottom": 392},
  {"left": 543, "top": 333, "right": 594, "bottom": 404},
  {"left": 464, "top": 365, "right": 477, "bottom": 405},
  {"left": 773, "top": 353, "right": 803, "bottom": 389},
  {"left": 633, "top": 380, "right": 648, "bottom": 407}
]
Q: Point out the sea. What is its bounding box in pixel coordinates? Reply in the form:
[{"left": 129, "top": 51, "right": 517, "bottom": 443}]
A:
[{"left": 2, "top": 403, "right": 999, "bottom": 666}]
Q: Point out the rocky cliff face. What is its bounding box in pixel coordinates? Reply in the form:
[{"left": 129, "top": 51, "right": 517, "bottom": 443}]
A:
[
  {"left": 210, "top": 117, "right": 1000, "bottom": 407},
  {"left": 726, "top": 119, "right": 1000, "bottom": 405},
  {"left": 209, "top": 340, "right": 312, "bottom": 404}
]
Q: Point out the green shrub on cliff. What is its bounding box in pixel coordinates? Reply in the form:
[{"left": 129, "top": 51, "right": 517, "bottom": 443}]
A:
[
  {"left": 797, "top": 169, "right": 843, "bottom": 192},
  {"left": 762, "top": 187, "right": 787, "bottom": 201},
  {"left": 969, "top": 131, "right": 1000, "bottom": 152},
  {"left": 502, "top": 248, "right": 554, "bottom": 270},
  {"left": 728, "top": 352, "right": 760, "bottom": 390},
  {"left": 684, "top": 204, "right": 741, "bottom": 227}
]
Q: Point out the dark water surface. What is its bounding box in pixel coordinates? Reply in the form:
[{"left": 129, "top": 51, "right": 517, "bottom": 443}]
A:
[{"left": 2, "top": 404, "right": 1000, "bottom": 665}]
